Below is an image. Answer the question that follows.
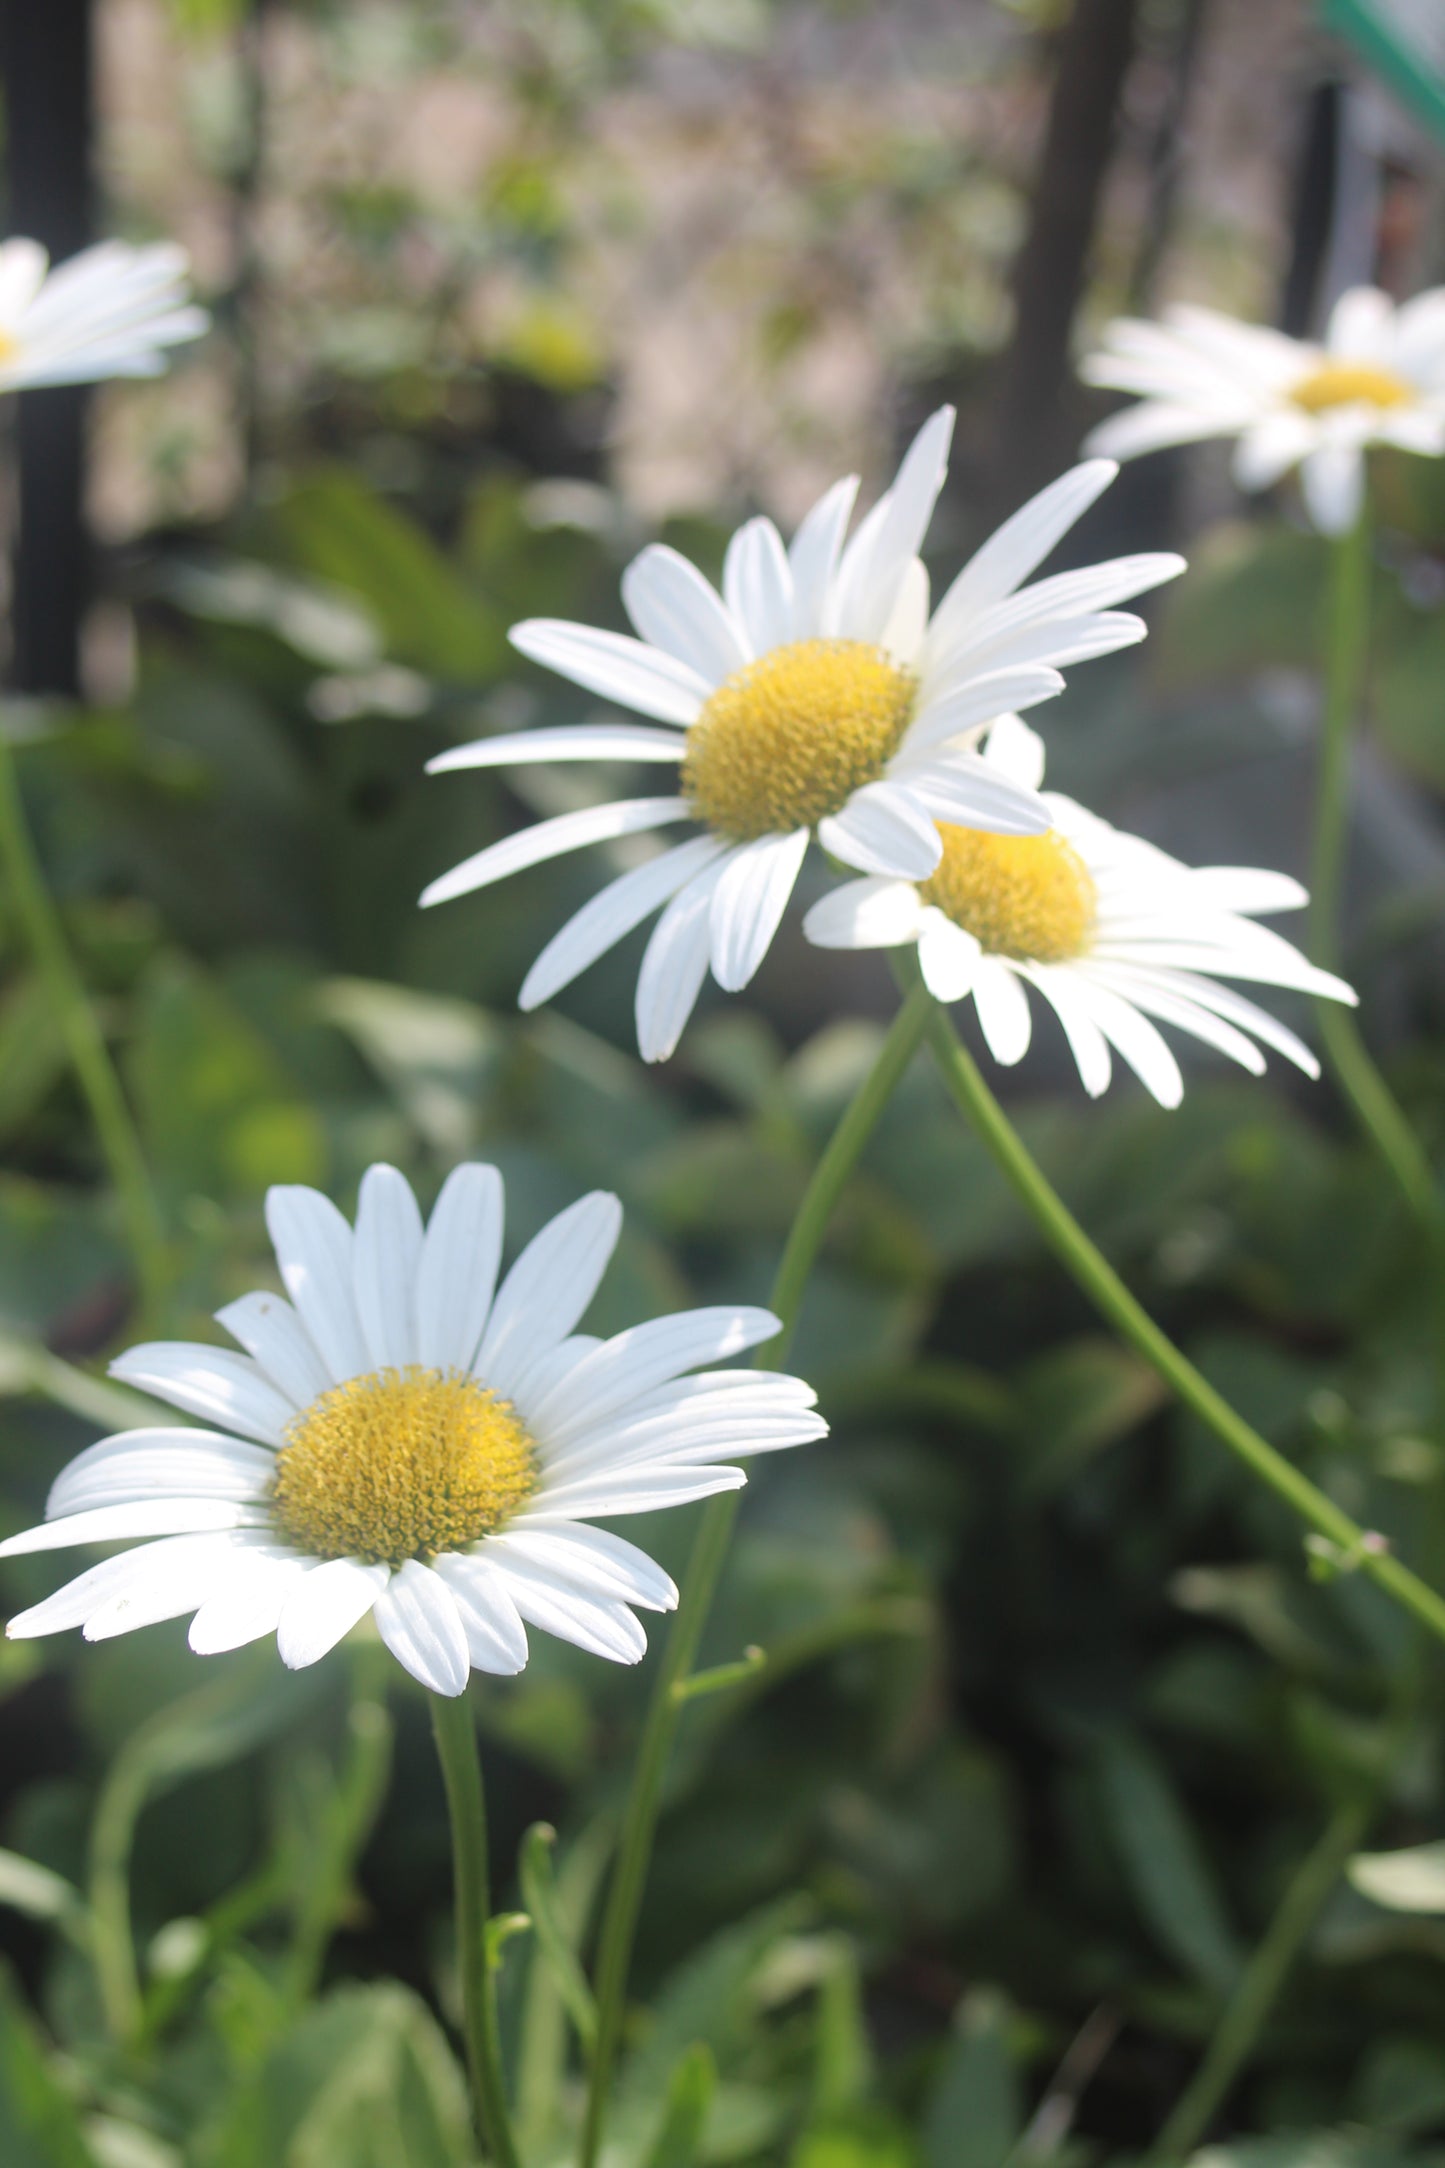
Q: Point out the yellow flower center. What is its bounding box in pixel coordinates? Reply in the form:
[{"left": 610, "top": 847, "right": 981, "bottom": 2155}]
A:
[
  {"left": 271, "top": 1366, "right": 538, "bottom": 1566},
  {"left": 682, "top": 638, "right": 917, "bottom": 841},
  {"left": 919, "top": 824, "right": 1097, "bottom": 962},
  {"left": 0, "top": 329, "right": 18, "bottom": 366},
  {"left": 1290, "top": 362, "right": 1414, "bottom": 414}
]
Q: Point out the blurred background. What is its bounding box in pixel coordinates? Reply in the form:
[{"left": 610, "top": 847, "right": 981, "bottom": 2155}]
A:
[{"left": 1, "top": 2, "right": 1445, "bottom": 2163}]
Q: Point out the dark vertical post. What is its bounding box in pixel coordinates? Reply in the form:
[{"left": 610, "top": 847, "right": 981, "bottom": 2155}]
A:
[
  {"left": 984, "top": 0, "right": 1144, "bottom": 520},
  {"left": 0, "top": 0, "right": 94, "bottom": 695}
]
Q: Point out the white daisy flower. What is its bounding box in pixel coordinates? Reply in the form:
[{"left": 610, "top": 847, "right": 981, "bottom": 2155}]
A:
[
  {"left": 1081, "top": 286, "right": 1445, "bottom": 535},
  {"left": 0, "top": 237, "right": 207, "bottom": 392},
  {"left": 0, "top": 1166, "right": 823, "bottom": 1698},
  {"left": 420, "top": 411, "right": 1183, "bottom": 1060},
  {"left": 804, "top": 716, "right": 1357, "bottom": 1110}
]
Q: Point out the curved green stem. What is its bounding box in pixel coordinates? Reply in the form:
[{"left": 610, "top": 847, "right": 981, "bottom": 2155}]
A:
[
  {"left": 578, "top": 981, "right": 933, "bottom": 2168},
  {"left": 926, "top": 1003, "right": 1445, "bottom": 1646},
  {"left": 1149, "top": 1793, "right": 1371, "bottom": 2162},
  {"left": 429, "top": 1693, "right": 521, "bottom": 2168},
  {"left": 0, "top": 730, "right": 168, "bottom": 1322},
  {"left": 1309, "top": 513, "right": 1436, "bottom": 1230}
]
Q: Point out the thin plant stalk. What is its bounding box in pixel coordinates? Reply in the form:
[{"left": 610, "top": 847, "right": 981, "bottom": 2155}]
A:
[
  {"left": 578, "top": 980, "right": 934, "bottom": 2168},
  {"left": 1309, "top": 509, "right": 1436, "bottom": 1229},
  {"left": 430, "top": 1692, "right": 522, "bottom": 2168},
  {"left": 0, "top": 730, "right": 168, "bottom": 1321},
  {"left": 1149, "top": 1793, "right": 1371, "bottom": 2161},
  {"left": 925, "top": 1000, "right": 1445, "bottom": 1646}
]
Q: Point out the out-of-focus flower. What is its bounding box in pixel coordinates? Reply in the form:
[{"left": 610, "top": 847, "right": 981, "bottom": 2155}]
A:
[
  {"left": 2, "top": 1166, "right": 823, "bottom": 1697},
  {"left": 804, "top": 716, "right": 1356, "bottom": 1109},
  {"left": 422, "top": 412, "right": 1181, "bottom": 1060},
  {"left": 1081, "top": 287, "right": 1445, "bottom": 533},
  {"left": 0, "top": 238, "right": 207, "bottom": 392}
]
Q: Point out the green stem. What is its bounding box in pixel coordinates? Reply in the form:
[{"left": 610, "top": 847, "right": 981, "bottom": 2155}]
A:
[
  {"left": 1150, "top": 1794, "right": 1371, "bottom": 2162},
  {"left": 0, "top": 731, "right": 168, "bottom": 1321},
  {"left": 926, "top": 1004, "right": 1445, "bottom": 1646},
  {"left": 1309, "top": 512, "right": 1437, "bottom": 1230},
  {"left": 429, "top": 1693, "right": 521, "bottom": 2168},
  {"left": 578, "top": 981, "right": 933, "bottom": 2168}
]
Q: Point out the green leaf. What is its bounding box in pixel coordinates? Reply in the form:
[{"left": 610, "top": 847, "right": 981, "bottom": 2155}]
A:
[
  {"left": 275, "top": 469, "right": 505, "bottom": 680},
  {"left": 0, "top": 1964, "right": 97, "bottom": 2168},
  {"left": 923, "top": 1988, "right": 1022, "bottom": 2168},
  {"left": 644, "top": 2043, "right": 717, "bottom": 2168},
  {"left": 0, "top": 977, "right": 68, "bottom": 1146},
  {"left": 1017, "top": 1335, "right": 1168, "bottom": 1495},
  {"left": 811, "top": 1939, "right": 872, "bottom": 2117},
  {"left": 0, "top": 1848, "right": 87, "bottom": 1937},
  {"left": 1348, "top": 1842, "right": 1445, "bottom": 1914},
  {"left": 198, "top": 1983, "right": 471, "bottom": 2168},
  {"left": 517, "top": 1823, "right": 597, "bottom": 2049},
  {"left": 1096, "top": 1732, "right": 1243, "bottom": 1995}
]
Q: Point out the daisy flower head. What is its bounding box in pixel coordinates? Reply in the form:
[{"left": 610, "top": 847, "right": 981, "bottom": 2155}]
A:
[
  {"left": 421, "top": 411, "right": 1184, "bottom": 1060},
  {"left": 0, "top": 238, "right": 207, "bottom": 393},
  {"left": 804, "top": 715, "right": 1357, "bottom": 1109},
  {"left": 0, "top": 1166, "right": 824, "bottom": 1697},
  {"left": 1081, "top": 286, "right": 1445, "bottom": 535}
]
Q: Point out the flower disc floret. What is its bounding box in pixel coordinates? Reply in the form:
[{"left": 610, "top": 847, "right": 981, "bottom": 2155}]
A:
[
  {"left": 682, "top": 638, "right": 917, "bottom": 841},
  {"left": 272, "top": 1365, "right": 538, "bottom": 1567},
  {"left": 920, "top": 824, "right": 1096, "bottom": 962},
  {"left": 1291, "top": 362, "right": 1414, "bottom": 413}
]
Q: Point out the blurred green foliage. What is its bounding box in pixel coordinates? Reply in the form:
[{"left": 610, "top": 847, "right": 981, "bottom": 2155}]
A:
[{"left": 0, "top": 427, "right": 1441, "bottom": 2168}]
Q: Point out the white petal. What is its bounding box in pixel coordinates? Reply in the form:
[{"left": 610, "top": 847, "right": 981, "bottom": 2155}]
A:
[
  {"left": 276, "top": 1559, "right": 391, "bottom": 1670},
  {"left": 189, "top": 1553, "right": 312, "bottom": 1654},
  {"left": 972, "top": 960, "right": 1033, "bottom": 1065},
  {"left": 848, "top": 408, "right": 954, "bottom": 642},
  {"left": 428, "top": 725, "right": 687, "bottom": 774},
  {"left": 1098, "top": 971, "right": 1266, "bottom": 1074},
  {"left": 484, "top": 1557, "right": 648, "bottom": 1665},
  {"left": 1300, "top": 443, "right": 1364, "bottom": 535},
  {"left": 108, "top": 1342, "right": 294, "bottom": 1446},
  {"left": 924, "top": 562, "right": 1182, "bottom": 688},
  {"left": 47, "top": 1431, "right": 273, "bottom": 1518},
  {"left": 476, "top": 1191, "right": 622, "bottom": 1395},
  {"left": 930, "top": 609, "right": 1147, "bottom": 683},
  {"left": 882, "top": 558, "right": 931, "bottom": 664},
  {"left": 1026, "top": 968, "right": 1113, "bottom": 1096},
  {"left": 540, "top": 1406, "right": 826, "bottom": 1484},
  {"left": 902, "top": 667, "right": 1065, "bottom": 756},
  {"left": 788, "top": 475, "right": 860, "bottom": 639},
  {"left": 352, "top": 1164, "right": 424, "bottom": 1371},
  {"left": 803, "top": 877, "right": 925, "bottom": 950},
  {"left": 415, "top": 1164, "right": 505, "bottom": 1373},
  {"left": 432, "top": 1555, "right": 529, "bottom": 1672},
  {"left": 1083, "top": 403, "right": 1229, "bottom": 461},
  {"left": 215, "top": 1292, "right": 330, "bottom": 1411},
  {"left": 525, "top": 1463, "right": 747, "bottom": 1518},
  {"left": 265, "top": 1187, "right": 371, "bottom": 1385},
  {"left": 520, "top": 835, "right": 727, "bottom": 1011},
  {"left": 723, "top": 518, "right": 795, "bottom": 656},
  {"left": 708, "top": 829, "right": 809, "bottom": 992},
  {"left": 819, "top": 783, "right": 942, "bottom": 879},
  {"left": 8, "top": 1533, "right": 260, "bottom": 1640},
  {"left": 1185, "top": 867, "right": 1306, "bottom": 916},
  {"left": 1326, "top": 286, "right": 1393, "bottom": 361},
  {"left": 634, "top": 856, "right": 727, "bottom": 1063},
  {"left": 899, "top": 751, "right": 1051, "bottom": 836},
  {"left": 488, "top": 1523, "right": 677, "bottom": 1611},
  {"left": 374, "top": 1561, "right": 472, "bottom": 1696},
  {"left": 420, "top": 797, "right": 690, "bottom": 910},
  {"left": 1073, "top": 977, "right": 1184, "bottom": 1107},
  {"left": 509, "top": 620, "right": 708, "bottom": 723},
  {"left": 621, "top": 545, "right": 748, "bottom": 684},
  {"left": 505, "top": 1334, "right": 603, "bottom": 1416},
  {"left": 928, "top": 460, "right": 1117, "bottom": 645},
  {"left": 1232, "top": 414, "right": 1318, "bottom": 489},
  {"left": 84, "top": 1539, "right": 281, "bottom": 1643},
  {"left": 527, "top": 1305, "right": 780, "bottom": 1445},
  {"left": 0, "top": 1497, "right": 261, "bottom": 1557},
  {"left": 983, "top": 714, "right": 1046, "bottom": 789},
  {"left": 0, "top": 239, "right": 50, "bottom": 321},
  {"left": 1124, "top": 967, "right": 1320, "bottom": 1077},
  {"left": 917, "top": 914, "right": 983, "bottom": 1003}
]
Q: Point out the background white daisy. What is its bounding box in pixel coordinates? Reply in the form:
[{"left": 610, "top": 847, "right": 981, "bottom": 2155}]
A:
[
  {"left": 421, "top": 414, "right": 1183, "bottom": 1060},
  {"left": 1081, "top": 286, "right": 1445, "bottom": 534},
  {"left": 804, "top": 716, "right": 1356, "bottom": 1109},
  {"left": 0, "top": 238, "right": 208, "bottom": 392},
  {"left": 1, "top": 1165, "right": 824, "bottom": 1698}
]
